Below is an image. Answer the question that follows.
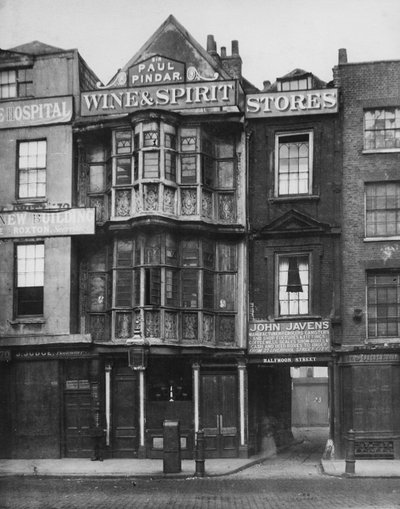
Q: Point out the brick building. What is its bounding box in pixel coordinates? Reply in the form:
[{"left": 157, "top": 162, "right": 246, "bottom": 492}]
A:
[
  {"left": 334, "top": 50, "right": 400, "bottom": 459},
  {"left": 245, "top": 69, "right": 341, "bottom": 453}
]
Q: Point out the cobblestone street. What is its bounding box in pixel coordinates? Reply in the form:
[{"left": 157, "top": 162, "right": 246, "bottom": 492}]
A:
[{"left": 1, "top": 475, "right": 400, "bottom": 509}]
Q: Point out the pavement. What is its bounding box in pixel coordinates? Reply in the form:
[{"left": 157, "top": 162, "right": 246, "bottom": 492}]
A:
[
  {"left": 1, "top": 427, "right": 400, "bottom": 479},
  {"left": 1, "top": 455, "right": 400, "bottom": 479}
]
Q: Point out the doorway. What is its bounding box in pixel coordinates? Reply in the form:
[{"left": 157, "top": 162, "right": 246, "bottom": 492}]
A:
[
  {"left": 110, "top": 362, "right": 138, "bottom": 458},
  {"left": 200, "top": 372, "right": 238, "bottom": 458}
]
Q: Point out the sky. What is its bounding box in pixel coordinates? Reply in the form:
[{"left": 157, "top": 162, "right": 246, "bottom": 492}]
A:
[{"left": 0, "top": 0, "right": 399, "bottom": 90}]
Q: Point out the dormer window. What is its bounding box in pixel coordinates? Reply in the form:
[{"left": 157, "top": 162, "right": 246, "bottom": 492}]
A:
[
  {"left": 277, "top": 76, "right": 313, "bottom": 92},
  {"left": 0, "top": 68, "right": 33, "bottom": 99}
]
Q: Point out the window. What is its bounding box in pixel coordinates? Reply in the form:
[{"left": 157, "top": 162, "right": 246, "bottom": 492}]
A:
[
  {"left": 0, "top": 70, "right": 16, "bottom": 98},
  {"left": 364, "top": 108, "right": 400, "bottom": 151},
  {"left": 277, "top": 77, "right": 312, "bottom": 91},
  {"left": 365, "top": 182, "right": 400, "bottom": 237},
  {"left": 278, "top": 254, "right": 309, "bottom": 316},
  {"left": 15, "top": 243, "right": 44, "bottom": 316},
  {"left": 367, "top": 272, "right": 400, "bottom": 338},
  {"left": 0, "top": 69, "right": 33, "bottom": 99},
  {"left": 18, "top": 140, "right": 46, "bottom": 199},
  {"left": 275, "top": 132, "right": 312, "bottom": 196}
]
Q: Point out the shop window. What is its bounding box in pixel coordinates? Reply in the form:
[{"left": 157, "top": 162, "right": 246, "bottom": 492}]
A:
[
  {"left": 278, "top": 254, "right": 310, "bottom": 316},
  {"left": 149, "top": 361, "right": 192, "bottom": 401},
  {"left": 0, "top": 68, "right": 32, "bottom": 99},
  {"left": 275, "top": 132, "right": 313, "bottom": 196},
  {"left": 17, "top": 140, "right": 47, "bottom": 199},
  {"left": 15, "top": 243, "right": 44, "bottom": 316},
  {"left": 364, "top": 108, "right": 400, "bottom": 151},
  {"left": 365, "top": 182, "right": 400, "bottom": 237},
  {"left": 367, "top": 272, "right": 400, "bottom": 338}
]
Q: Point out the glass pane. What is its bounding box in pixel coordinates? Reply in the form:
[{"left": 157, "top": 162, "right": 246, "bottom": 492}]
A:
[{"left": 89, "top": 166, "right": 104, "bottom": 192}]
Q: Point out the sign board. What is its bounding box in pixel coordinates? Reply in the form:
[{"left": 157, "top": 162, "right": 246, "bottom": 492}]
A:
[
  {"left": 14, "top": 350, "right": 92, "bottom": 361},
  {"left": 0, "top": 208, "right": 95, "bottom": 238},
  {"left": 81, "top": 80, "right": 237, "bottom": 116},
  {"left": 245, "top": 88, "right": 338, "bottom": 118},
  {"left": 0, "top": 96, "right": 73, "bottom": 129},
  {"left": 128, "top": 55, "right": 185, "bottom": 86},
  {"left": 248, "top": 320, "right": 331, "bottom": 354}
]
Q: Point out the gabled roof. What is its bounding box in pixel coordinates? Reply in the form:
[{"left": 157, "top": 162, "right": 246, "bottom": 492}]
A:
[
  {"left": 9, "top": 41, "right": 67, "bottom": 56},
  {"left": 115, "top": 15, "right": 231, "bottom": 83},
  {"left": 258, "top": 209, "right": 331, "bottom": 237}
]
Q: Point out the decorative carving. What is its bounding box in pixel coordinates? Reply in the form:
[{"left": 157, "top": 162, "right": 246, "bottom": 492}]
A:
[
  {"left": 183, "top": 313, "right": 198, "bottom": 340},
  {"left": 163, "top": 186, "right": 176, "bottom": 214},
  {"left": 116, "top": 312, "right": 132, "bottom": 339},
  {"left": 144, "top": 184, "right": 159, "bottom": 211},
  {"left": 187, "top": 66, "right": 219, "bottom": 81},
  {"left": 201, "top": 190, "right": 213, "bottom": 219},
  {"left": 115, "top": 190, "right": 131, "bottom": 217},
  {"left": 355, "top": 440, "right": 394, "bottom": 459},
  {"left": 145, "top": 310, "right": 160, "bottom": 338},
  {"left": 218, "top": 315, "right": 235, "bottom": 343},
  {"left": 202, "top": 314, "right": 214, "bottom": 343},
  {"left": 96, "top": 70, "right": 127, "bottom": 89},
  {"left": 89, "top": 196, "right": 105, "bottom": 222},
  {"left": 134, "top": 187, "right": 142, "bottom": 213},
  {"left": 218, "top": 193, "right": 235, "bottom": 222},
  {"left": 164, "top": 312, "right": 178, "bottom": 341},
  {"left": 181, "top": 189, "right": 197, "bottom": 215}
]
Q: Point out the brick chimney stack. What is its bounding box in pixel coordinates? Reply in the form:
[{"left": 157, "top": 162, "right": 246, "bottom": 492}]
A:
[{"left": 221, "top": 40, "right": 242, "bottom": 79}]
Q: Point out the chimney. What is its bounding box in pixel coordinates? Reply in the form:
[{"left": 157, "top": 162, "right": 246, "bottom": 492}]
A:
[
  {"left": 221, "top": 39, "right": 242, "bottom": 79},
  {"left": 231, "top": 40, "right": 239, "bottom": 55},
  {"left": 338, "top": 48, "right": 348, "bottom": 64},
  {"left": 263, "top": 80, "right": 271, "bottom": 91},
  {"left": 207, "top": 34, "right": 219, "bottom": 58}
]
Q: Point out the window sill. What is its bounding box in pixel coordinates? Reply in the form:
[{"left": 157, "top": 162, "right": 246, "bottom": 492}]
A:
[
  {"left": 9, "top": 317, "right": 46, "bottom": 326},
  {"left": 269, "top": 195, "right": 320, "bottom": 203},
  {"left": 363, "top": 149, "right": 400, "bottom": 154},
  {"left": 274, "top": 315, "right": 321, "bottom": 321},
  {"left": 364, "top": 236, "right": 400, "bottom": 242}
]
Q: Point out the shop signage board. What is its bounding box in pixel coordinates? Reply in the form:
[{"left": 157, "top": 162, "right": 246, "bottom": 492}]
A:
[
  {"left": 81, "top": 80, "right": 237, "bottom": 116},
  {"left": 128, "top": 55, "right": 185, "bottom": 86},
  {"left": 248, "top": 320, "right": 331, "bottom": 354},
  {"left": 14, "top": 350, "right": 92, "bottom": 360},
  {"left": 245, "top": 88, "right": 338, "bottom": 118},
  {"left": 0, "top": 96, "right": 73, "bottom": 129},
  {"left": 0, "top": 208, "right": 95, "bottom": 238}
]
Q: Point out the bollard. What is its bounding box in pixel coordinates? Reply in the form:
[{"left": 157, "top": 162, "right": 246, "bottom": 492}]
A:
[
  {"left": 195, "top": 430, "right": 205, "bottom": 477},
  {"left": 345, "top": 429, "right": 356, "bottom": 475}
]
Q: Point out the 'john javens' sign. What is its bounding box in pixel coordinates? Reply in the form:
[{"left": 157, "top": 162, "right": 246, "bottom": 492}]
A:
[{"left": 248, "top": 320, "right": 331, "bottom": 354}]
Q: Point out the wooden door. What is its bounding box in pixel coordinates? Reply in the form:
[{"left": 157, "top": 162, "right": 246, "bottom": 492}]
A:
[
  {"left": 64, "top": 390, "right": 92, "bottom": 457},
  {"left": 292, "top": 378, "right": 329, "bottom": 427},
  {"left": 12, "top": 361, "right": 60, "bottom": 458},
  {"left": 111, "top": 365, "right": 138, "bottom": 457},
  {"left": 200, "top": 372, "right": 238, "bottom": 458}
]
